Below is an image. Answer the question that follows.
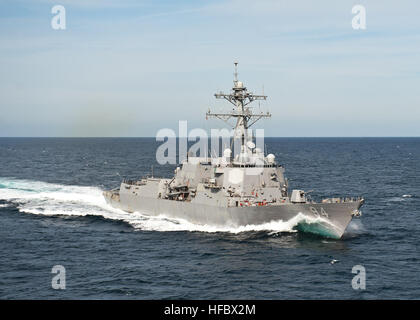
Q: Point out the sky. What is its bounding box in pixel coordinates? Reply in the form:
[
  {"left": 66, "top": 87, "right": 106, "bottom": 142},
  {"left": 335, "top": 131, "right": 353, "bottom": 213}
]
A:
[{"left": 0, "top": 0, "right": 419, "bottom": 137}]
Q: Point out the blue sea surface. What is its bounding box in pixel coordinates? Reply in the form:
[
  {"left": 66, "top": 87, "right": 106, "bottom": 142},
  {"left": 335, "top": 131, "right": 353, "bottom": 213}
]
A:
[{"left": 0, "top": 137, "right": 419, "bottom": 299}]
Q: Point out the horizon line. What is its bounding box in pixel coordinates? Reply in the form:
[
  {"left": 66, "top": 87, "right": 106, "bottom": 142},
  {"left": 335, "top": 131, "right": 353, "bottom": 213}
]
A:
[{"left": 1, "top": 136, "right": 419, "bottom": 139}]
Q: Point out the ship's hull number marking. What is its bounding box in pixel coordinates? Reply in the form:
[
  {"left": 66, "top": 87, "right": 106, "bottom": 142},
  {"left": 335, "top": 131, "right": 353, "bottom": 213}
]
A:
[{"left": 309, "top": 206, "right": 329, "bottom": 218}]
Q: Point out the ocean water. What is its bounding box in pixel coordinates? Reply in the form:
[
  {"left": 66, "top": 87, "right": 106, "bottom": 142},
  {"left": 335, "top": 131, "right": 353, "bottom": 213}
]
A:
[{"left": 0, "top": 137, "right": 419, "bottom": 299}]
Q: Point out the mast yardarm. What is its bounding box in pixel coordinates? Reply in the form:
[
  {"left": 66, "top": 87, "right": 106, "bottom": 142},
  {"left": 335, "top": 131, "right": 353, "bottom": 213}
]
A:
[{"left": 206, "top": 62, "right": 271, "bottom": 152}]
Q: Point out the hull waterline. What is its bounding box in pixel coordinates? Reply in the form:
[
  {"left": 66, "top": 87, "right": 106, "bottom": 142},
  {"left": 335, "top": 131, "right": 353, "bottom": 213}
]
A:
[{"left": 104, "top": 191, "right": 363, "bottom": 239}]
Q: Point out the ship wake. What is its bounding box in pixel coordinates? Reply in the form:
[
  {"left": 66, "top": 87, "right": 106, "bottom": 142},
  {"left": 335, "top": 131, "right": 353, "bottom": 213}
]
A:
[{"left": 0, "top": 178, "right": 341, "bottom": 237}]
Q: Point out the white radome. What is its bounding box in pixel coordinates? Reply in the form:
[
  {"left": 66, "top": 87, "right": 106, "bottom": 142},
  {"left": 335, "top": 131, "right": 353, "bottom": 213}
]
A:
[
  {"left": 267, "top": 153, "right": 275, "bottom": 164},
  {"left": 223, "top": 148, "right": 232, "bottom": 157}
]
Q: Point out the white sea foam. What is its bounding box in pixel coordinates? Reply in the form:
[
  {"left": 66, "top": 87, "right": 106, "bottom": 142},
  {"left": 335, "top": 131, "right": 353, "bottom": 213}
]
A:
[
  {"left": 388, "top": 194, "right": 415, "bottom": 202},
  {"left": 0, "top": 177, "right": 339, "bottom": 235},
  {"left": 344, "top": 219, "right": 366, "bottom": 236}
]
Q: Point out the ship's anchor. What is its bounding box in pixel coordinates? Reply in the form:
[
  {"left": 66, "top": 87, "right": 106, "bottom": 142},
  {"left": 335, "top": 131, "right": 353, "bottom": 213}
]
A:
[{"left": 352, "top": 209, "right": 362, "bottom": 217}]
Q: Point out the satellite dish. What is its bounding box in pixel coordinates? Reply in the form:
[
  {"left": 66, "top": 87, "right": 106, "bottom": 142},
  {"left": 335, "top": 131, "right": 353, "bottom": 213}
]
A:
[{"left": 247, "top": 141, "right": 255, "bottom": 149}]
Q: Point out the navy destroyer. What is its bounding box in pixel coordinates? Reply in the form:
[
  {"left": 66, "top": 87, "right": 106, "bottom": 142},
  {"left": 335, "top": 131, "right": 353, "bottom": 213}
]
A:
[{"left": 104, "top": 63, "right": 363, "bottom": 238}]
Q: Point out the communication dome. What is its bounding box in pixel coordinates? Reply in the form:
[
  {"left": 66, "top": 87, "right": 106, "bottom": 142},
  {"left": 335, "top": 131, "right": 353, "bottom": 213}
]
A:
[
  {"left": 267, "top": 154, "right": 275, "bottom": 164},
  {"left": 246, "top": 141, "right": 255, "bottom": 149}
]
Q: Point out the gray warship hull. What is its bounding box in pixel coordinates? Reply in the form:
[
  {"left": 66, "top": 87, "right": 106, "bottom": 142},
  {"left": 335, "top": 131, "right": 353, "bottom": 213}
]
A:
[{"left": 104, "top": 190, "right": 363, "bottom": 238}]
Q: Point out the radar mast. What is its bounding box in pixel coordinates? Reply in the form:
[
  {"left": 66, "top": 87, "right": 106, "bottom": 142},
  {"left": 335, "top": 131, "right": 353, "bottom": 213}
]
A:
[{"left": 206, "top": 62, "right": 271, "bottom": 162}]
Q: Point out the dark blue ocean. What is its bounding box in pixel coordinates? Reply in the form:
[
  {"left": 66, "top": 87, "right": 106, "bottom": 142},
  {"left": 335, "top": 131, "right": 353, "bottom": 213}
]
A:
[{"left": 0, "top": 137, "right": 419, "bottom": 299}]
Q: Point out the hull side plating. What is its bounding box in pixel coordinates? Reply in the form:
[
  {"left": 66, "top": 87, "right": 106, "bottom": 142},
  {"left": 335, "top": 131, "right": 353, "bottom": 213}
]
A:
[{"left": 104, "top": 191, "right": 362, "bottom": 238}]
